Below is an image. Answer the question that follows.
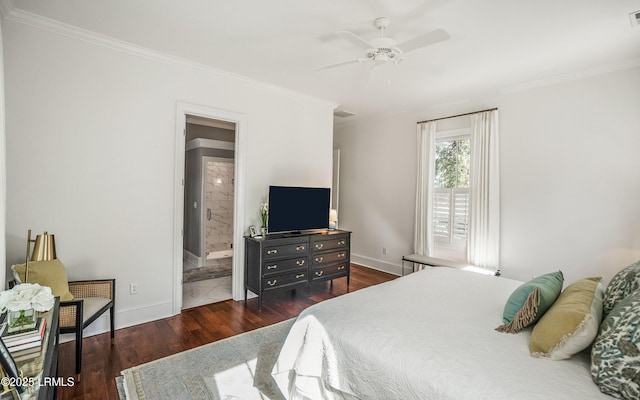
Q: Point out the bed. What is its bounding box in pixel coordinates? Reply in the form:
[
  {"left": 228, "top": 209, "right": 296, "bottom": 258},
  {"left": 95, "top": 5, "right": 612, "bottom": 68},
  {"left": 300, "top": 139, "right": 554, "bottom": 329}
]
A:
[{"left": 271, "top": 267, "right": 611, "bottom": 400}]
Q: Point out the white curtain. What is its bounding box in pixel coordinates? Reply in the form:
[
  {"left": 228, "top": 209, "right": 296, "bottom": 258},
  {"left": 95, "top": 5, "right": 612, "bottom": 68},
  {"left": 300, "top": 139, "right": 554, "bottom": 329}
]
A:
[
  {"left": 468, "top": 110, "right": 500, "bottom": 269},
  {"left": 413, "top": 121, "right": 437, "bottom": 256}
]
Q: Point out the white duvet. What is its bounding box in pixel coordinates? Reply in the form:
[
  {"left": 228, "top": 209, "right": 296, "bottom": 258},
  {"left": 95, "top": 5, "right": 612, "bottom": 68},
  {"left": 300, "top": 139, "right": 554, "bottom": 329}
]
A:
[{"left": 272, "top": 267, "right": 610, "bottom": 400}]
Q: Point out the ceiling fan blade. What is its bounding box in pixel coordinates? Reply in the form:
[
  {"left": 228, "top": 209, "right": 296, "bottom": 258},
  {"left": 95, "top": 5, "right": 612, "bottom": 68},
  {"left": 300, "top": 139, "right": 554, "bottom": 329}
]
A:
[
  {"left": 335, "top": 30, "right": 375, "bottom": 50},
  {"left": 396, "top": 29, "right": 450, "bottom": 53},
  {"left": 313, "top": 58, "right": 367, "bottom": 71}
]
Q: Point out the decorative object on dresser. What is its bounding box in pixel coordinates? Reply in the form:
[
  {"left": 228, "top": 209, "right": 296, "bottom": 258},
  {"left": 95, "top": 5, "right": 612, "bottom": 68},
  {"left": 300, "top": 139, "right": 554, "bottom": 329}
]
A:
[
  {"left": 259, "top": 202, "right": 268, "bottom": 237},
  {"left": 328, "top": 209, "right": 338, "bottom": 230},
  {"left": 244, "top": 230, "right": 351, "bottom": 310}
]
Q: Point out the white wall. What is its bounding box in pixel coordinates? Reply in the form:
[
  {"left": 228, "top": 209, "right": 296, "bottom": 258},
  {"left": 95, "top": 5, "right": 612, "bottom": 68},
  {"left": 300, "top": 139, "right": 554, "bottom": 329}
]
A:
[
  {"left": 3, "top": 19, "right": 335, "bottom": 331},
  {"left": 335, "top": 66, "right": 640, "bottom": 286},
  {"left": 499, "top": 67, "right": 640, "bottom": 284}
]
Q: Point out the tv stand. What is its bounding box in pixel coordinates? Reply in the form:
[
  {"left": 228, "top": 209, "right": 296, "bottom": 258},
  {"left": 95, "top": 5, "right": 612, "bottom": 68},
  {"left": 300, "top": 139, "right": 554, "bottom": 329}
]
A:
[{"left": 244, "top": 229, "right": 351, "bottom": 310}]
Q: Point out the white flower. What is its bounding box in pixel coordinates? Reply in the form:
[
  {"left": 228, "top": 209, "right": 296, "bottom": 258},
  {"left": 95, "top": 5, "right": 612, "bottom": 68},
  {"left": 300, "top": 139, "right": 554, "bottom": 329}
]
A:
[
  {"left": 0, "top": 283, "right": 55, "bottom": 312},
  {"left": 260, "top": 202, "right": 269, "bottom": 227}
]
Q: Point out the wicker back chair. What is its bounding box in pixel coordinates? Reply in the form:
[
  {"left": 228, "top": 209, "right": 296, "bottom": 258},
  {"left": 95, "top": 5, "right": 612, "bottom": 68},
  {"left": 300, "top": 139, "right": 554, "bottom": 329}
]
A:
[{"left": 59, "top": 279, "right": 115, "bottom": 380}]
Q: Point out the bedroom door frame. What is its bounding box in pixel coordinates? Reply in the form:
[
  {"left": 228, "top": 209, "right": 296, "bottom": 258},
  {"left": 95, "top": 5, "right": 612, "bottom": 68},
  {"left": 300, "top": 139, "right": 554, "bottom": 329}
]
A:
[{"left": 173, "top": 102, "right": 247, "bottom": 315}]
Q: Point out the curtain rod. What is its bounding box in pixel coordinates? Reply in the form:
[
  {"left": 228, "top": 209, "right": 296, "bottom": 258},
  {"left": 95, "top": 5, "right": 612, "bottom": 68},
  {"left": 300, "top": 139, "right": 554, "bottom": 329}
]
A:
[{"left": 417, "top": 107, "right": 498, "bottom": 125}]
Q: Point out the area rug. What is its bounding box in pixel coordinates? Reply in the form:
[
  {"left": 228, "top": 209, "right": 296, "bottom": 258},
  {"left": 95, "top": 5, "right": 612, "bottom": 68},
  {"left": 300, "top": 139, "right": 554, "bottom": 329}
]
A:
[{"left": 119, "top": 319, "right": 294, "bottom": 400}]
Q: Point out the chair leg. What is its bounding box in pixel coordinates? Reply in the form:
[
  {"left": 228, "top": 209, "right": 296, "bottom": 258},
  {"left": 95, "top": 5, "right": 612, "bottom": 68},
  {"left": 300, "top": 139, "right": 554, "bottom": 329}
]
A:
[
  {"left": 110, "top": 306, "right": 115, "bottom": 345},
  {"left": 75, "top": 327, "right": 83, "bottom": 381}
]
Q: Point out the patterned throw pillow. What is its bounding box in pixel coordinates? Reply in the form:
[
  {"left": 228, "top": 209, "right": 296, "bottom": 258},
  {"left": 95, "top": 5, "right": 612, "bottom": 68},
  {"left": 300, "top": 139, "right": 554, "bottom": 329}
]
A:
[
  {"left": 591, "top": 292, "right": 640, "bottom": 399},
  {"left": 603, "top": 260, "right": 640, "bottom": 315},
  {"left": 496, "top": 271, "right": 564, "bottom": 334}
]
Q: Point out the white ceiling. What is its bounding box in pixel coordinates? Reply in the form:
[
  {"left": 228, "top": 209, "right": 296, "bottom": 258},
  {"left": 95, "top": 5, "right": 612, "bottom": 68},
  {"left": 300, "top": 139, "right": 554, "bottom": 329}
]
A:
[{"left": 6, "top": 0, "right": 640, "bottom": 119}]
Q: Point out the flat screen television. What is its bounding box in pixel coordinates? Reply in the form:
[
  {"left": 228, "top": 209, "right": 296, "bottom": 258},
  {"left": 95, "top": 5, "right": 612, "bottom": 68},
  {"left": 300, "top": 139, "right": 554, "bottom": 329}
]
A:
[{"left": 267, "top": 186, "right": 330, "bottom": 234}]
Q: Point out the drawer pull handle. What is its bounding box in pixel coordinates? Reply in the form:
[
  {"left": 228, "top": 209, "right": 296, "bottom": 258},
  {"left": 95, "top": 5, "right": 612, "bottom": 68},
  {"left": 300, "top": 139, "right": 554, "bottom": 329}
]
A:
[
  {"left": 338, "top": 240, "right": 346, "bottom": 245},
  {"left": 267, "top": 280, "right": 277, "bottom": 286},
  {"left": 296, "top": 245, "right": 305, "bottom": 251},
  {"left": 315, "top": 243, "right": 324, "bottom": 249},
  {"left": 315, "top": 271, "right": 324, "bottom": 277},
  {"left": 267, "top": 249, "right": 278, "bottom": 255},
  {"left": 267, "top": 265, "right": 278, "bottom": 270},
  {"left": 315, "top": 257, "right": 323, "bottom": 263},
  {"left": 296, "top": 260, "right": 305, "bottom": 266},
  {"left": 296, "top": 274, "right": 305, "bottom": 279},
  {"left": 338, "top": 253, "right": 345, "bottom": 258},
  {"left": 338, "top": 265, "right": 345, "bottom": 271}
]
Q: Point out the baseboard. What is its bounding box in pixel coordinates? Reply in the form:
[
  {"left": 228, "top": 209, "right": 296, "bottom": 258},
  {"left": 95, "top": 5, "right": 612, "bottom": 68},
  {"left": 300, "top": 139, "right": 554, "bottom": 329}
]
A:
[
  {"left": 59, "top": 300, "right": 174, "bottom": 343},
  {"left": 350, "top": 253, "right": 401, "bottom": 276},
  {"left": 183, "top": 250, "right": 201, "bottom": 268}
]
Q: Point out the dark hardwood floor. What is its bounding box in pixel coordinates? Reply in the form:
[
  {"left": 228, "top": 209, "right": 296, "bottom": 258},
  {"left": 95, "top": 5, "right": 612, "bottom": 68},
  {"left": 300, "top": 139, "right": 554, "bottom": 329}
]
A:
[{"left": 56, "top": 264, "right": 396, "bottom": 400}]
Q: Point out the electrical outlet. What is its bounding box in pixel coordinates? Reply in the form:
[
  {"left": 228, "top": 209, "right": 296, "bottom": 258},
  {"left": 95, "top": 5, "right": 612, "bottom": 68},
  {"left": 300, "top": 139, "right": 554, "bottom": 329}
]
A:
[
  {"left": 130, "top": 283, "right": 139, "bottom": 295},
  {"left": 382, "top": 247, "right": 387, "bottom": 255}
]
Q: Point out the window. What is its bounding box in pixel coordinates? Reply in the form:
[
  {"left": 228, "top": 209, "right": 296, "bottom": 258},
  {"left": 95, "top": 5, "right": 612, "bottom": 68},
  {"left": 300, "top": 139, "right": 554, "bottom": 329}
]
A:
[{"left": 433, "top": 133, "right": 470, "bottom": 252}]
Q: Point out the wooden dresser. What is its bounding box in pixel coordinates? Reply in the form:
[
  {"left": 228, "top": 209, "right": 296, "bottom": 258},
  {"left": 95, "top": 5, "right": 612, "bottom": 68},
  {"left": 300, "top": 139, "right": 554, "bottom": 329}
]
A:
[{"left": 244, "top": 230, "right": 351, "bottom": 309}]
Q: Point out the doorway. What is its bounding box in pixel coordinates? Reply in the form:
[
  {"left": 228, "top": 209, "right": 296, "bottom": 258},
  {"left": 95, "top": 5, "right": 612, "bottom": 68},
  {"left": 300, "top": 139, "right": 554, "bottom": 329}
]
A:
[
  {"left": 174, "top": 103, "right": 247, "bottom": 315},
  {"left": 182, "top": 116, "right": 236, "bottom": 309}
]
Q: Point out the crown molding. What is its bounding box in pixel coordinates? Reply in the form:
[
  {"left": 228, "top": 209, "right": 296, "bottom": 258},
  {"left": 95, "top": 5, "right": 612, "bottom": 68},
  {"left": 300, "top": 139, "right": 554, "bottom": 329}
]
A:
[
  {"left": 0, "top": 2, "right": 338, "bottom": 110},
  {"left": 335, "top": 57, "right": 640, "bottom": 127},
  {"left": 501, "top": 57, "right": 640, "bottom": 95}
]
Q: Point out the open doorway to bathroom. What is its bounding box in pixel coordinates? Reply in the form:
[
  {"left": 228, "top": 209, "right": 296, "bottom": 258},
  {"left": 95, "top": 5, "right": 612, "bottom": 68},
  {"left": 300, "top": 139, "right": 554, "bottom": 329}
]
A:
[{"left": 182, "top": 116, "right": 236, "bottom": 309}]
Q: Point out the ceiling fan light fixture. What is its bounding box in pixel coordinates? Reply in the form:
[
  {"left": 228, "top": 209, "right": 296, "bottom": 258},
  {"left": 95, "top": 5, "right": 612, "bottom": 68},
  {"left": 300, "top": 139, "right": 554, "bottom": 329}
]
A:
[
  {"left": 374, "top": 53, "right": 389, "bottom": 65},
  {"left": 317, "top": 17, "right": 450, "bottom": 71}
]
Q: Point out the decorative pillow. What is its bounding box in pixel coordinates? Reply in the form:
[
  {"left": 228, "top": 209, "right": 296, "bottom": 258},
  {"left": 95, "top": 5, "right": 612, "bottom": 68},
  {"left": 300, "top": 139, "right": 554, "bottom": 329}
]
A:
[
  {"left": 603, "top": 260, "right": 640, "bottom": 315},
  {"left": 529, "top": 277, "right": 604, "bottom": 360},
  {"left": 12, "top": 259, "right": 74, "bottom": 301},
  {"left": 591, "top": 291, "right": 640, "bottom": 399},
  {"left": 496, "top": 271, "right": 564, "bottom": 333}
]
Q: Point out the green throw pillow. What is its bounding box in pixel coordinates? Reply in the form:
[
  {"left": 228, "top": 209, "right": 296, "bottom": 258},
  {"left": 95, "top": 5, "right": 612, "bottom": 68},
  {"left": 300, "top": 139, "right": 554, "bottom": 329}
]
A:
[
  {"left": 496, "top": 271, "right": 564, "bottom": 334},
  {"left": 591, "top": 291, "right": 640, "bottom": 399},
  {"left": 603, "top": 260, "right": 640, "bottom": 316},
  {"left": 529, "top": 277, "right": 603, "bottom": 360}
]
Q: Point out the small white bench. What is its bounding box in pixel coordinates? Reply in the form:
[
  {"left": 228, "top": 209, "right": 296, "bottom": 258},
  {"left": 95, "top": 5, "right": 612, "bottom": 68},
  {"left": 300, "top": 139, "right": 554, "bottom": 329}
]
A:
[{"left": 401, "top": 254, "right": 471, "bottom": 276}]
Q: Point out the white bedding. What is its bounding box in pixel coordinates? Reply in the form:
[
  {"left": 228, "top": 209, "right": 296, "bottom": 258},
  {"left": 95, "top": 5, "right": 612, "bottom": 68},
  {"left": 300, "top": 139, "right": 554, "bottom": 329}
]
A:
[{"left": 272, "top": 267, "right": 610, "bottom": 400}]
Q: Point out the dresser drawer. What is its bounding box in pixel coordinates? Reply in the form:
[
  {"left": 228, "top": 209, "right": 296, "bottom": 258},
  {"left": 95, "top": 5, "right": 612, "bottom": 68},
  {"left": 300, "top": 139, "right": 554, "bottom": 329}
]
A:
[
  {"left": 263, "top": 242, "right": 308, "bottom": 260},
  {"left": 262, "top": 270, "right": 308, "bottom": 290},
  {"left": 312, "top": 235, "right": 348, "bottom": 252},
  {"left": 311, "top": 263, "right": 348, "bottom": 280},
  {"left": 312, "top": 250, "right": 348, "bottom": 266},
  {"left": 263, "top": 257, "right": 308, "bottom": 276}
]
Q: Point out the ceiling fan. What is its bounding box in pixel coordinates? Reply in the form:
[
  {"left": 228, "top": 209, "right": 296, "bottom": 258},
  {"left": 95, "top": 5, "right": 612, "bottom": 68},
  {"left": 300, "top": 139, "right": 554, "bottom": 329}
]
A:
[{"left": 316, "top": 17, "right": 450, "bottom": 70}]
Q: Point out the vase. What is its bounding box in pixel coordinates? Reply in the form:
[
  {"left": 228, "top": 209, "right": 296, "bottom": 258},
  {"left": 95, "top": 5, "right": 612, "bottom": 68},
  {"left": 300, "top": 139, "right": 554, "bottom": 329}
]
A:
[
  {"left": 261, "top": 227, "right": 267, "bottom": 237},
  {"left": 8, "top": 309, "right": 37, "bottom": 333}
]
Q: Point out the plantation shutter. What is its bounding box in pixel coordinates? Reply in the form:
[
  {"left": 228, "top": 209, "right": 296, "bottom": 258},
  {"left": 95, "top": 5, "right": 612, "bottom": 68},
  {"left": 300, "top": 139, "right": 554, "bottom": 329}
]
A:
[
  {"left": 452, "top": 189, "right": 469, "bottom": 241},
  {"left": 433, "top": 188, "right": 469, "bottom": 243},
  {"left": 433, "top": 190, "right": 450, "bottom": 239}
]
